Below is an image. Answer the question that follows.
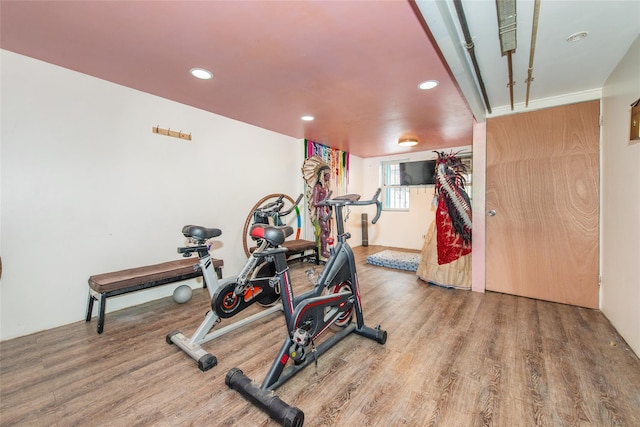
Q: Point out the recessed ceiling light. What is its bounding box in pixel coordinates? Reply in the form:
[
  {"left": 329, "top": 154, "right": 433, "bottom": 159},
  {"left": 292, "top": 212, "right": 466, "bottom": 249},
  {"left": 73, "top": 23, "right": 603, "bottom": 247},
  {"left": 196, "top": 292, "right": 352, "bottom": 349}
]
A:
[
  {"left": 301, "top": 115, "right": 314, "bottom": 121},
  {"left": 418, "top": 80, "right": 439, "bottom": 90},
  {"left": 190, "top": 68, "right": 213, "bottom": 79},
  {"left": 398, "top": 137, "right": 419, "bottom": 147},
  {"left": 566, "top": 31, "right": 588, "bottom": 43}
]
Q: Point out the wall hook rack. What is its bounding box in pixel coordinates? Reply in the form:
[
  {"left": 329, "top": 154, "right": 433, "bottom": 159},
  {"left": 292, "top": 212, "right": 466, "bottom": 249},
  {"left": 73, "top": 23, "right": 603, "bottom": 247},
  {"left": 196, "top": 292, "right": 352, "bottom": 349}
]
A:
[{"left": 152, "top": 125, "right": 192, "bottom": 141}]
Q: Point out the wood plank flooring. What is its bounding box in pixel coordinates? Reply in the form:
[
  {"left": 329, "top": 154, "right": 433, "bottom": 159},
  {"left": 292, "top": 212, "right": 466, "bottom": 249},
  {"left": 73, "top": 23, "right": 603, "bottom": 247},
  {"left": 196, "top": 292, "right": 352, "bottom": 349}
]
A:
[{"left": 2, "top": 245, "right": 639, "bottom": 426}]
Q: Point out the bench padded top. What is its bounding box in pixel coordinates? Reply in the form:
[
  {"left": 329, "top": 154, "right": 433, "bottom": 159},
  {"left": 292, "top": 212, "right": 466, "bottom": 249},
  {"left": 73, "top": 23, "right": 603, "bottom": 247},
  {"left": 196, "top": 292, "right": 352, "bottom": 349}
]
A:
[
  {"left": 282, "top": 239, "right": 317, "bottom": 252},
  {"left": 89, "top": 258, "right": 223, "bottom": 293}
]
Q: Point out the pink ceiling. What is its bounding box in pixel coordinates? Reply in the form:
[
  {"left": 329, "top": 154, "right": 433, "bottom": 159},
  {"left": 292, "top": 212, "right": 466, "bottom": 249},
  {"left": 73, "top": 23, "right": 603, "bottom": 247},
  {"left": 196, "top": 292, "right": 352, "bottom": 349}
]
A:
[{"left": 0, "top": 0, "right": 473, "bottom": 158}]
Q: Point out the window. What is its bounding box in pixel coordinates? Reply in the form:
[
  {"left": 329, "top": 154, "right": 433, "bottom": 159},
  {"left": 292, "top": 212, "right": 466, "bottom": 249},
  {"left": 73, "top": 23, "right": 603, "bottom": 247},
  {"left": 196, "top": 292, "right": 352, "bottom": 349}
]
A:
[{"left": 381, "top": 160, "right": 409, "bottom": 210}]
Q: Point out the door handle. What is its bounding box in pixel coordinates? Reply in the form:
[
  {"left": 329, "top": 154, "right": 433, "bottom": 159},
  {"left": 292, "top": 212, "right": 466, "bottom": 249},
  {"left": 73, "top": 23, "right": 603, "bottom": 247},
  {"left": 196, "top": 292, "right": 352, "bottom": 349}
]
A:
[{"left": 488, "top": 210, "right": 496, "bottom": 216}]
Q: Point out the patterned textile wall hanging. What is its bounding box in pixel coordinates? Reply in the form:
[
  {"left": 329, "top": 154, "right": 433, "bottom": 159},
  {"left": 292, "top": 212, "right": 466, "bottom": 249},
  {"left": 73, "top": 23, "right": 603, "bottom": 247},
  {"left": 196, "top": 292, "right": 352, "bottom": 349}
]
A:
[{"left": 304, "top": 139, "right": 349, "bottom": 195}]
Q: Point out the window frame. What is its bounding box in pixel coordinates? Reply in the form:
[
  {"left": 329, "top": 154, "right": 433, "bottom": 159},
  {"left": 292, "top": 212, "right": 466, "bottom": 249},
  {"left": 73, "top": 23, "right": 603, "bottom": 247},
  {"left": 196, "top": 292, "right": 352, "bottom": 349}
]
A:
[{"left": 381, "top": 159, "right": 410, "bottom": 211}]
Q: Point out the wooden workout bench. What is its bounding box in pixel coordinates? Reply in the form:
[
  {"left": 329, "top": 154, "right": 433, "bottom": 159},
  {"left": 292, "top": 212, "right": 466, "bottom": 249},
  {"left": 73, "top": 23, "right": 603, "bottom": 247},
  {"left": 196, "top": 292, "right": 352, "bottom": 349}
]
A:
[
  {"left": 282, "top": 239, "right": 319, "bottom": 264},
  {"left": 249, "top": 239, "right": 319, "bottom": 265},
  {"left": 86, "top": 257, "right": 223, "bottom": 334}
]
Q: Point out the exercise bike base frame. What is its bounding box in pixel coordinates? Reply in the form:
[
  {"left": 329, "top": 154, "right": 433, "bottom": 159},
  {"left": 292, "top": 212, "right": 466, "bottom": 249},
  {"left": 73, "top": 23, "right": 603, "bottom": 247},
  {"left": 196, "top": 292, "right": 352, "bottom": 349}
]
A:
[
  {"left": 167, "top": 303, "right": 283, "bottom": 371},
  {"left": 267, "top": 323, "right": 386, "bottom": 392},
  {"left": 226, "top": 368, "right": 304, "bottom": 427},
  {"left": 226, "top": 323, "right": 386, "bottom": 425}
]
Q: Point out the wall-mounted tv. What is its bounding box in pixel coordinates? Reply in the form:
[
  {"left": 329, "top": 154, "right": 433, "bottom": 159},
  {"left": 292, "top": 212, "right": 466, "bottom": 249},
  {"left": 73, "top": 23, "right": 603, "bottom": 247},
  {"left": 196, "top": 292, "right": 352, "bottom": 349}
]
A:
[{"left": 399, "top": 160, "right": 437, "bottom": 185}]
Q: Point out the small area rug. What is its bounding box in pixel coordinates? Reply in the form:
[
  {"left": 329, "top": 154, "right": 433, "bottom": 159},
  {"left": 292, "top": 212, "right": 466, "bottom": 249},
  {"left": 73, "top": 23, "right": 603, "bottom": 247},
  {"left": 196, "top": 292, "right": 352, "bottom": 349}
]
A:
[{"left": 366, "top": 250, "right": 421, "bottom": 272}]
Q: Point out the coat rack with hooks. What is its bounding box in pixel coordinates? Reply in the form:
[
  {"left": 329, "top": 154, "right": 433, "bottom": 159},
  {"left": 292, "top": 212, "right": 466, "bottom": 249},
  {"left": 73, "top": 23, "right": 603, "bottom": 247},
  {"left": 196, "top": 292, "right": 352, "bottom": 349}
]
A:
[{"left": 152, "top": 125, "right": 192, "bottom": 141}]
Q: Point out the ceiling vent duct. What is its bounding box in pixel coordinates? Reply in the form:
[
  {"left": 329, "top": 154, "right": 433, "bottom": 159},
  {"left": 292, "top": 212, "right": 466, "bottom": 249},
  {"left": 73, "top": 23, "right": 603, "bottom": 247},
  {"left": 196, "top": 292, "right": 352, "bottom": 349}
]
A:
[
  {"left": 496, "top": 0, "right": 517, "bottom": 55},
  {"left": 496, "top": 0, "right": 517, "bottom": 110}
]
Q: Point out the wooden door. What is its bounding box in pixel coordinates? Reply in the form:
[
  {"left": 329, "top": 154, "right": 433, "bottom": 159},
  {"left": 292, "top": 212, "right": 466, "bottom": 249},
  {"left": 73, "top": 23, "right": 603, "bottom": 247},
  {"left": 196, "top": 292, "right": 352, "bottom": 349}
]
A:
[{"left": 485, "top": 101, "right": 600, "bottom": 308}]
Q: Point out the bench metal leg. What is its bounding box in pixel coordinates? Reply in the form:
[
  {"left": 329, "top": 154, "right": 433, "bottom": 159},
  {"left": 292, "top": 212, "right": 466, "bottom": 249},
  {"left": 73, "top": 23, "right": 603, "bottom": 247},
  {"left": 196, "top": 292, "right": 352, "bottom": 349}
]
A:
[
  {"left": 97, "top": 294, "right": 106, "bottom": 334},
  {"left": 85, "top": 291, "right": 96, "bottom": 322},
  {"left": 86, "top": 291, "right": 105, "bottom": 334}
]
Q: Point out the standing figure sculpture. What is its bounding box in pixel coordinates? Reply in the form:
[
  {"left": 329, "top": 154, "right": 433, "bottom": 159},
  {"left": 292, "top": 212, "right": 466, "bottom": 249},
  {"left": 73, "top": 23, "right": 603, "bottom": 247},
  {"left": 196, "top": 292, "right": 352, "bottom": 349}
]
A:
[{"left": 302, "top": 156, "right": 332, "bottom": 260}]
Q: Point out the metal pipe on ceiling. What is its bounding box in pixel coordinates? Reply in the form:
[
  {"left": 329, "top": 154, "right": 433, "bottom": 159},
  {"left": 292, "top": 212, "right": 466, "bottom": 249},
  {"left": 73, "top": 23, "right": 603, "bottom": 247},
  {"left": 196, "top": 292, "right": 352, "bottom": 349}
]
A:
[
  {"left": 507, "top": 51, "right": 515, "bottom": 110},
  {"left": 525, "top": 0, "right": 541, "bottom": 107},
  {"left": 452, "top": 0, "right": 492, "bottom": 114}
]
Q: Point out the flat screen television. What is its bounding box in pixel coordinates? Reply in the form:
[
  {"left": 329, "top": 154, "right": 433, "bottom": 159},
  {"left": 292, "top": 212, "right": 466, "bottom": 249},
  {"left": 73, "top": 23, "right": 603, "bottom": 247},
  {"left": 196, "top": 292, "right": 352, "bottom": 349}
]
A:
[{"left": 399, "top": 160, "right": 436, "bottom": 185}]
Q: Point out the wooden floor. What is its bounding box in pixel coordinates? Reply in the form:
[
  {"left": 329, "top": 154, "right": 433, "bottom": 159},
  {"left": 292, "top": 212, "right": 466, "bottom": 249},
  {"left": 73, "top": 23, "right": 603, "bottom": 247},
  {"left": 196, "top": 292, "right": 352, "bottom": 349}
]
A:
[{"left": 2, "top": 245, "right": 639, "bottom": 426}]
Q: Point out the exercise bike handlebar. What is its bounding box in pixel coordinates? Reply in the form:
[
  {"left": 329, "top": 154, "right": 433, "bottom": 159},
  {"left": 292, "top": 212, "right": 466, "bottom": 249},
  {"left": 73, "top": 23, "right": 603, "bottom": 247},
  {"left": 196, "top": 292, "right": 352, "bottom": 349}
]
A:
[
  {"left": 367, "top": 189, "right": 382, "bottom": 224},
  {"left": 256, "top": 193, "right": 303, "bottom": 217},
  {"left": 256, "top": 194, "right": 285, "bottom": 214},
  {"left": 347, "top": 188, "right": 381, "bottom": 224},
  {"left": 318, "top": 188, "right": 382, "bottom": 224},
  {"left": 278, "top": 193, "right": 304, "bottom": 217},
  {"left": 318, "top": 191, "right": 334, "bottom": 223}
]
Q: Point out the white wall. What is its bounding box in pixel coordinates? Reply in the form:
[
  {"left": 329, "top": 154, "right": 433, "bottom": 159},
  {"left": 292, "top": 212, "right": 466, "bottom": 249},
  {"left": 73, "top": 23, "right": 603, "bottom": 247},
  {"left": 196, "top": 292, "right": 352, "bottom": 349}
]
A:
[
  {"left": 600, "top": 36, "right": 640, "bottom": 356},
  {"left": 362, "top": 147, "right": 472, "bottom": 250},
  {"left": 0, "top": 50, "right": 306, "bottom": 340}
]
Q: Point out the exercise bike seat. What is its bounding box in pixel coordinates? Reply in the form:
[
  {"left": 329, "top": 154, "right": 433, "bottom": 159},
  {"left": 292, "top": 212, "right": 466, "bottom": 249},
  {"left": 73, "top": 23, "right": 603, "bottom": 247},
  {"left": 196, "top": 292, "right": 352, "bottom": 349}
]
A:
[
  {"left": 250, "top": 224, "right": 293, "bottom": 247},
  {"left": 182, "top": 225, "right": 222, "bottom": 241}
]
